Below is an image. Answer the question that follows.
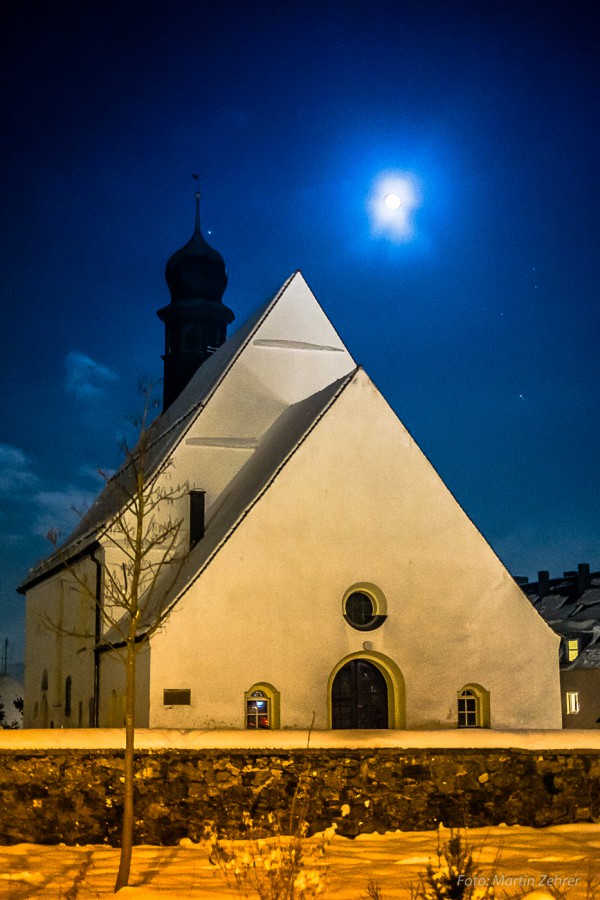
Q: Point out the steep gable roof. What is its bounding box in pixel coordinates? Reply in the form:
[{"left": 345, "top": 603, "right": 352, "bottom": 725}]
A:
[
  {"left": 108, "top": 368, "right": 358, "bottom": 640},
  {"left": 20, "top": 272, "right": 355, "bottom": 590}
]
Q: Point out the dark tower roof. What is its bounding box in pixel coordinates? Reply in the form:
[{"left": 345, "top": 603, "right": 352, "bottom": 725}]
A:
[
  {"left": 165, "top": 192, "right": 228, "bottom": 304},
  {"left": 158, "top": 190, "right": 234, "bottom": 411}
]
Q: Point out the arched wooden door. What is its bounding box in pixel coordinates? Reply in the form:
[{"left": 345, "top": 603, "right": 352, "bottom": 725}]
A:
[{"left": 331, "top": 658, "right": 388, "bottom": 729}]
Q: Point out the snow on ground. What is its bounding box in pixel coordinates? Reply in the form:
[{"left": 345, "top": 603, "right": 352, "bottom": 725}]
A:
[
  {"left": 1, "top": 731, "right": 599, "bottom": 896},
  {"left": 2, "top": 729, "right": 600, "bottom": 751},
  {"left": 0, "top": 825, "right": 598, "bottom": 898}
]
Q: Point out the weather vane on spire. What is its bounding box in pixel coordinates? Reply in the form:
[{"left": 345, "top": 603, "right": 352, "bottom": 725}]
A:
[{"left": 192, "top": 173, "right": 200, "bottom": 230}]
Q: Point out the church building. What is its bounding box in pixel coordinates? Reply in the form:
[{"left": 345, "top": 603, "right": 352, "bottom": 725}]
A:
[{"left": 20, "top": 195, "right": 562, "bottom": 731}]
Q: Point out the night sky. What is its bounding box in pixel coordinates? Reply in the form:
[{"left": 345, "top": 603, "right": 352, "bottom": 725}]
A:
[{"left": 1, "top": 1, "right": 599, "bottom": 665}]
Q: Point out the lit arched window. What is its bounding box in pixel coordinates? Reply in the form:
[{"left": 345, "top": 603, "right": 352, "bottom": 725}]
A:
[
  {"left": 246, "top": 691, "right": 269, "bottom": 729},
  {"left": 244, "top": 683, "right": 280, "bottom": 729},
  {"left": 457, "top": 684, "right": 490, "bottom": 728}
]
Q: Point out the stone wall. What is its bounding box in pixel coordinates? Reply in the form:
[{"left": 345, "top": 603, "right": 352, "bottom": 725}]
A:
[{"left": 1, "top": 747, "right": 599, "bottom": 845}]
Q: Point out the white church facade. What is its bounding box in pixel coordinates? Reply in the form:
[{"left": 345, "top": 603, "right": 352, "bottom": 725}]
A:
[{"left": 20, "top": 199, "right": 562, "bottom": 731}]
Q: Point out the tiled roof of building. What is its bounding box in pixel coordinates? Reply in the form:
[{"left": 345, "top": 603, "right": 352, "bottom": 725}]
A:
[{"left": 520, "top": 568, "right": 600, "bottom": 667}]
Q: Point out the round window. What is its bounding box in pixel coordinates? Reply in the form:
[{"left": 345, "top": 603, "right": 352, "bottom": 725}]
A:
[
  {"left": 345, "top": 591, "right": 375, "bottom": 626},
  {"left": 342, "top": 581, "right": 387, "bottom": 631},
  {"left": 343, "top": 588, "right": 386, "bottom": 631}
]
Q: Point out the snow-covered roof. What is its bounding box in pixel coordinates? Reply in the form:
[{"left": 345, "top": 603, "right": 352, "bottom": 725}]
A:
[
  {"left": 533, "top": 595, "right": 573, "bottom": 617},
  {"left": 523, "top": 574, "right": 600, "bottom": 665},
  {"left": 107, "top": 368, "right": 358, "bottom": 639},
  {"left": 572, "top": 647, "right": 600, "bottom": 668},
  {"left": 20, "top": 271, "right": 353, "bottom": 592}
]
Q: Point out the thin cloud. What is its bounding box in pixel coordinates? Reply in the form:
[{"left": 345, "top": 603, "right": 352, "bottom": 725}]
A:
[
  {"left": 0, "top": 444, "right": 38, "bottom": 496},
  {"left": 65, "top": 351, "right": 118, "bottom": 400},
  {"left": 0, "top": 533, "right": 24, "bottom": 546},
  {"left": 78, "top": 464, "right": 113, "bottom": 484},
  {"left": 33, "top": 487, "right": 95, "bottom": 540}
]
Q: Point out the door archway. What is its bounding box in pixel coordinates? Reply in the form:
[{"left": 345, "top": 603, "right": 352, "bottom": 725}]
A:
[
  {"left": 328, "top": 651, "right": 405, "bottom": 729},
  {"left": 332, "top": 658, "right": 388, "bottom": 728}
]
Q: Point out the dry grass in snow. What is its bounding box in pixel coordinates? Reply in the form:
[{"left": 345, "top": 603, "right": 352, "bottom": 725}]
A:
[{"left": 0, "top": 824, "right": 599, "bottom": 899}]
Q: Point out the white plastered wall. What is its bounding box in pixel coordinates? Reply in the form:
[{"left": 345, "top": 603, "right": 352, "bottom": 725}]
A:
[
  {"left": 24, "top": 558, "right": 97, "bottom": 728},
  {"left": 148, "top": 369, "right": 561, "bottom": 730},
  {"left": 97, "top": 643, "right": 150, "bottom": 728}
]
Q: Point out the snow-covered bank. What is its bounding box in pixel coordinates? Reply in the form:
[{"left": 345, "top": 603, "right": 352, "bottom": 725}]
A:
[
  {"left": 0, "top": 825, "right": 598, "bottom": 898},
  {"left": 2, "top": 728, "right": 600, "bottom": 752}
]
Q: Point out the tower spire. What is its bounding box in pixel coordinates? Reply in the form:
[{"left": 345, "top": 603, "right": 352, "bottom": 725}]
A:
[
  {"left": 192, "top": 173, "right": 200, "bottom": 232},
  {"left": 157, "top": 187, "right": 234, "bottom": 411}
]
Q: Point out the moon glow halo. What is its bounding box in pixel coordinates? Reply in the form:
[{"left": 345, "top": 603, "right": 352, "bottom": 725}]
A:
[{"left": 368, "top": 172, "right": 421, "bottom": 242}]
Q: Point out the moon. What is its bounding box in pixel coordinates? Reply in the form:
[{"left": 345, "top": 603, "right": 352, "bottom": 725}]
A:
[{"left": 367, "top": 171, "right": 421, "bottom": 242}]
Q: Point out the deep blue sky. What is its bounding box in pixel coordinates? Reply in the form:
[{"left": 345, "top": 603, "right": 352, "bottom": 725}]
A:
[{"left": 1, "top": 0, "right": 599, "bottom": 664}]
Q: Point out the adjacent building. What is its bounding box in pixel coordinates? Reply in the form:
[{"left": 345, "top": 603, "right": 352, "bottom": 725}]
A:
[{"left": 520, "top": 565, "right": 600, "bottom": 728}]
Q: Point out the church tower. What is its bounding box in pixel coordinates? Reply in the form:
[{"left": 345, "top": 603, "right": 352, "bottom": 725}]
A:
[{"left": 158, "top": 190, "right": 234, "bottom": 410}]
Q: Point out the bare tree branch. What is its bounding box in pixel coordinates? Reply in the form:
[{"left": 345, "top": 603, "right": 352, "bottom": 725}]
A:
[{"left": 40, "top": 383, "right": 193, "bottom": 892}]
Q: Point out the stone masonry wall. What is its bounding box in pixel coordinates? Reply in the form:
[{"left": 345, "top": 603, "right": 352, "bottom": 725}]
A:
[{"left": 1, "top": 748, "right": 599, "bottom": 845}]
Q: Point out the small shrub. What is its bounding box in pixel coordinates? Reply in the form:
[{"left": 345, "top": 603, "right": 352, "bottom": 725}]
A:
[
  {"left": 207, "top": 814, "right": 334, "bottom": 899},
  {"left": 413, "top": 829, "right": 495, "bottom": 900},
  {"left": 361, "top": 878, "right": 385, "bottom": 899}
]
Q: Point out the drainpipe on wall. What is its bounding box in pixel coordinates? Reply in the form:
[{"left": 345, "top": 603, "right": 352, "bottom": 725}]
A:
[{"left": 90, "top": 549, "right": 102, "bottom": 728}]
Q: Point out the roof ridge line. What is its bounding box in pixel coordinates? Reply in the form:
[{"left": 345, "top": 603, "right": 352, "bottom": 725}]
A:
[
  {"left": 106, "top": 273, "right": 301, "bottom": 482},
  {"left": 145, "top": 271, "right": 300, "bottom": 464}
]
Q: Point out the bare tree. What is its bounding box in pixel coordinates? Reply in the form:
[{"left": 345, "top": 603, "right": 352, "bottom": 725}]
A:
[{"left": 47, "top": 389, "right": 190, "bottom": 892}]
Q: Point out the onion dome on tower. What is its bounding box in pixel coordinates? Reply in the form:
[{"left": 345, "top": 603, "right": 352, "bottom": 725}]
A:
[{"left": 158, "top": 188, "right": 234, "bottom": 410}]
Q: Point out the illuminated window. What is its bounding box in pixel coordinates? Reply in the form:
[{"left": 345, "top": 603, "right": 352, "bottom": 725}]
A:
[
  {"left": 567, "top": 639, "right": 579, "bottom": 662},
  {"left": 342, "top": 584, "right": 387, "bottom": 631},
  {"left": 246, "top": 691, "right": 270, "bottom": 729},
  {"left": 457, "top": 684, "right": 491, "bottom": 728},
  {"left": 565, "top": 691, "right": 580, "bottom": 715},
  {"left": 244, "top": 682, "right": 280, "bottom": 729}
]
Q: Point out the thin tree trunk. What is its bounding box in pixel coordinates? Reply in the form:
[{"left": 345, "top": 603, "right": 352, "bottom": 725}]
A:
[{"left": 114, "top": 635, "right": 136, "bottom": 892}]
